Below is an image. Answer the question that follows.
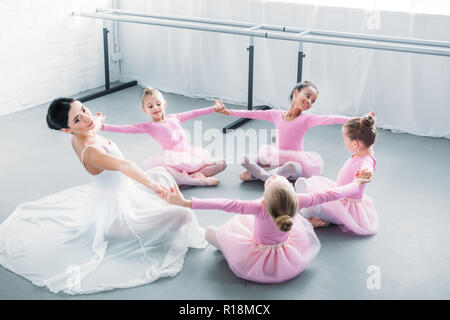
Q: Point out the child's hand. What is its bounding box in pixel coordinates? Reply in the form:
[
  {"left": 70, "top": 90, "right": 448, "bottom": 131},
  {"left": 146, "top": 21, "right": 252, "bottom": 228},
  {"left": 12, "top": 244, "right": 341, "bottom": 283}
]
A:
[
  {"left": 353, "top": 169, "right": 372, "bottom": 185},
  {"left": 164, "top": 184, "right": 191, "bottom": 207},
  {"left": 369, "top": 111, "right": 375, "bottom": 117},
  {"left": 213, "top": 99, "right": 230, "bottom": 115},
  {"left": 94, "top": 112, "right": 106, "bottom": 131}
]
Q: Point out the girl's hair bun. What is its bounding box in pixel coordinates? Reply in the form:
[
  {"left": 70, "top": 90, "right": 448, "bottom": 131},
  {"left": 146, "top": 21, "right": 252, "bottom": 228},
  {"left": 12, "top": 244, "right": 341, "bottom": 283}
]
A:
[
  {"left": 275, "top": 215, "right": 294, "bottom": 232},
  {"left": 143, "top": 86, "right": 153, "bottom": 94},
  {"left": 360, "top": 114, "right": 375, "bottom": 130}
]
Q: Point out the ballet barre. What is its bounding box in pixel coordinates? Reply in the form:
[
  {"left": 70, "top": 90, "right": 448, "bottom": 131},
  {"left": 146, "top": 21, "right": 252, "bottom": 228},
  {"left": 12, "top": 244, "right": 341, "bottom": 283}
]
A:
[{"left": 72, "top": 8, "right": 450, "bottom": 131}]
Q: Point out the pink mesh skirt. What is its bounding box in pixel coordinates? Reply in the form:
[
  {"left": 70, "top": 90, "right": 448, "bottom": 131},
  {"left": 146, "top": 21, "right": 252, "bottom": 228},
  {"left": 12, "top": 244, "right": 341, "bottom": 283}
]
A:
[
  {"left": 143, "top": 146, "right": 214, "bottom": 173},
  {"left": 216, "top": 214, "right": 321, "bottom": 283},
  {"left": 300, "top": 176, "right": 378, "bottom": 235}
]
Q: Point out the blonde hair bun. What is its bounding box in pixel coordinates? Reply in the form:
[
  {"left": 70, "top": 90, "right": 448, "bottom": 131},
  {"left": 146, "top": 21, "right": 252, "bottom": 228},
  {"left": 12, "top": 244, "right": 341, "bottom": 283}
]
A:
[
  {"left": 143, "top": 86, "right": 153, "bottom": 94},
  {"left": 275, "top": 215, "right": 294, "bottom": 232},
  {"left": 141, "top": 86, "right": 163, "bottom": 106}
]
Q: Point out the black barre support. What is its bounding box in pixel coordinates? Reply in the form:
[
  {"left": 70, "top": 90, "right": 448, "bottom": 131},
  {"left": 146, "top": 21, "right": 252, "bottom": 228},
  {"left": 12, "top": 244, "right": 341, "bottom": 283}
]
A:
[
  {"left": 103, "top": 27, "right": 110, "bottom": 90},
  {"left": 297, "top": 50, "right": 304, "bottom": 83},
  {"left": 76, "top": 27, "right": 137, "bottom": 103},
  {"left": 222, "top": 42, "right": 305, "bottom": 133}
]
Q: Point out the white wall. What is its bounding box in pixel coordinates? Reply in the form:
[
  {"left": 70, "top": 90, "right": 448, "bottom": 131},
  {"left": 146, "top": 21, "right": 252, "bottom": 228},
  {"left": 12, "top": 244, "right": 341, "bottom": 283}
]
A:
[
  {"left": 0, "top": 0, "right": 120, "bottom": 116},
  {"left": 117, "top": 0, "right": 450, "bottom": 138}
]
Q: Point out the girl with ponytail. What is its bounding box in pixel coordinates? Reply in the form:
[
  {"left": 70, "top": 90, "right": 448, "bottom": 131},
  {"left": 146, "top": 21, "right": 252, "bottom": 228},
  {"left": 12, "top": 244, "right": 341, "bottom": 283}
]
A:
[
  {"left": 164, "top": 170, "right": 371, "bottom": 283},
  {"left": 296, "top": 112, "right": 378, "bottom": 235}
]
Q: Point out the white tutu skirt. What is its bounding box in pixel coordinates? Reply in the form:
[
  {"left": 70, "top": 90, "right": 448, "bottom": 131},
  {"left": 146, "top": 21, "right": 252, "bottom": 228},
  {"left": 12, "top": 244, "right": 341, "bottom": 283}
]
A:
[
  {"left": 0, "top": 167, "right": 207, "bottom": 295},
  {"left": 300, "top": 176, "right": 378, "bottom": 235}
]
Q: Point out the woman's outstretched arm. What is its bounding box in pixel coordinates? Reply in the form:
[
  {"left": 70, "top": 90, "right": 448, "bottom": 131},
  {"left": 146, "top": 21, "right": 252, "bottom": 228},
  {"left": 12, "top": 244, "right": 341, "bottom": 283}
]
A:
[{"left": 83, "top": 146, "right": 167, "bottom": 198}]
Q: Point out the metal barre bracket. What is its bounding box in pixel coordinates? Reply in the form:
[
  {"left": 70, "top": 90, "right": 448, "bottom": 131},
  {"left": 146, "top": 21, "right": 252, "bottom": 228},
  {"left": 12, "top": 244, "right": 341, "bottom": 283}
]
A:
[{"left": 71, "top": 8, "right": 450, "bottom": 129}]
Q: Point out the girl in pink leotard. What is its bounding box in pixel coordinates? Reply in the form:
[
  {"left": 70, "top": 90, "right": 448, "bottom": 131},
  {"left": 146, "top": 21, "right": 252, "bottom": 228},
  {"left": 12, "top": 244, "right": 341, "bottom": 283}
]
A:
[
  {"left": 295, "top": 112, "right": 378, "bottom": 235},
  {"left": 102, "top": 87, "right": 227, "bottom": 187},
  {"left": 164, "top": 170, "right": 371, "bottom": 283},
  {"left": 216, "top": 81, "right": 350, "bottom": 181}
]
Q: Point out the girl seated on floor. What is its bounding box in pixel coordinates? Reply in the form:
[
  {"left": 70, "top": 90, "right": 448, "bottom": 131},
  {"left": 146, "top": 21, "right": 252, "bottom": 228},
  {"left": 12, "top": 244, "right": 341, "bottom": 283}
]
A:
[
  {"left": 102, "top": 86, "right": 227, "bottom": 188},
  {"left": 295, "top": 112, "right": 378, "bottom": 235},
  {"left": 164, "top": 169, "right": 371, "bottom": 283}
]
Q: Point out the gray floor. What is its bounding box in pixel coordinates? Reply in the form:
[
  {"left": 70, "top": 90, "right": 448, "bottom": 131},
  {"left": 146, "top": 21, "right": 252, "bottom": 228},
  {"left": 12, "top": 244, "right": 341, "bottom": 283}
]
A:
[{"left": 1, "top": 84, "right": 449, "bottom": 300}]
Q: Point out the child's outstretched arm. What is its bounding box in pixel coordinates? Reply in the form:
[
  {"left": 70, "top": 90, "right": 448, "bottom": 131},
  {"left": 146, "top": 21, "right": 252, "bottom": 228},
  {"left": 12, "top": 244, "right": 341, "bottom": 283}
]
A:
[
  {"left": 102, "top": 121, "right": 152, "bottom": 134},
  {"left": 226, "top": 105, "right": 278, "bottom": 122},
  {"left": 213, "top": 99, "right": 278, "bottom": 122},
  {"left": 305, "top": 113, "right": 350, "bottom": 127},
  {"left": 298, "top": 169, "right": 371, "bottom": 208},
  {"left": 176, "top": 105, "right": 216, "bottom": 123},
  {"left": 164, "top": 184, "right": 261, "bottom": 215}
]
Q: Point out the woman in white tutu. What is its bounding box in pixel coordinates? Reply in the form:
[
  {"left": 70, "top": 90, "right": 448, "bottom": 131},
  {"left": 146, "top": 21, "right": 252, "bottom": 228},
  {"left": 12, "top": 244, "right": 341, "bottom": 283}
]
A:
[{"left": 0, "top": 97, "right": 207, "bottom": 295}]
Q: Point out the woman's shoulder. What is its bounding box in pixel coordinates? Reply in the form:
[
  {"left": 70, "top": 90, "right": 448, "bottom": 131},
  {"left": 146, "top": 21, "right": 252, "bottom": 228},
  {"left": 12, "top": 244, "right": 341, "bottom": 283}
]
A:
[{"left": 72, "top": 136, "right": 106, "bottom": 159}]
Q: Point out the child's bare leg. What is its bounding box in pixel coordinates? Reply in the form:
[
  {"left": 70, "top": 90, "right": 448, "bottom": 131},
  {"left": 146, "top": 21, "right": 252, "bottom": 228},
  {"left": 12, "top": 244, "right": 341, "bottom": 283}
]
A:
[{"left": 205, "top": 226, "right": 221, "bottom": 250}]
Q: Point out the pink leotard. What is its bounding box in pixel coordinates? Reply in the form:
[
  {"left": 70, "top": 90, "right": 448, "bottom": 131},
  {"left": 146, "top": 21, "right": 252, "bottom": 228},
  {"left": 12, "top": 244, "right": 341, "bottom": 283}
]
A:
[
  {"left": 190, "top": 182, "right": 359, "bottom": 283},
  {"left": 336, "top": 154, "right": 376, "bottom": 199},
  {"left": 191, "top": 181, "right": 359, "bottom": 245},
  {"left": 228, "top": 109, "right": 349, "bottom": 151},
  {"left": 298, "top": 153, "right": 378, "bottom": 235}
]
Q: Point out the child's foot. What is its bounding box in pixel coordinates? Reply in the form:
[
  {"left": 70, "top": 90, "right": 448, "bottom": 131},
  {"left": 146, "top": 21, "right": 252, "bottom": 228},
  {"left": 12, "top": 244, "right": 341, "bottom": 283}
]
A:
[
  {"left": 239, "top": 171, "right": 255, "bottom": 181},
  {"left": 203, "top": 177, "right": 219, "bottom": 186},
  {"left": 190, "top": 172, "right": 203, "bottom": 179},
  {"left": 307, "top": 217, "right": 330, "bottom": 228},
  {"left": 182, "top": 170, "right": 190, "bottom": 177},
  {"left": 191, "top": 172, "right": 219, "bottom": 186}
]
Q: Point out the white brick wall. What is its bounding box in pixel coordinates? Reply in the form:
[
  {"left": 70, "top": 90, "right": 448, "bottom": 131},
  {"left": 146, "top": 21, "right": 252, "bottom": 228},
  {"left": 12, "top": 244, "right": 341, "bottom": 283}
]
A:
[{"left": 0, "top": 0, "right": 120, "bottom": 116}]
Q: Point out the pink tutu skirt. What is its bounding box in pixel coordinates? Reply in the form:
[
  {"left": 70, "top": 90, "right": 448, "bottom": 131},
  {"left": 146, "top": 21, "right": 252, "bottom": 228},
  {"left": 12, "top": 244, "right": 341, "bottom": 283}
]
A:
[
  {"left": 257, "top": 145, "right": 323, "bottom": 178},
  {"left": 301, "top": 176, "right": 378, "bottom": 235},
  {"left": 216, "top": 214, "right": 320, "bottom": 283},
  {"left": 143, "top": 146, "right": 214, "bottom": 173}
]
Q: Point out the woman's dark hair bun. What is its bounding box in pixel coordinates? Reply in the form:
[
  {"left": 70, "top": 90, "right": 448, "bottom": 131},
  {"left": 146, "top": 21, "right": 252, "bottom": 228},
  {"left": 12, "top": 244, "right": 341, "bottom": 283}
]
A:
[{"left": 46, "top": 97, "right": 75, "bottom": 130}]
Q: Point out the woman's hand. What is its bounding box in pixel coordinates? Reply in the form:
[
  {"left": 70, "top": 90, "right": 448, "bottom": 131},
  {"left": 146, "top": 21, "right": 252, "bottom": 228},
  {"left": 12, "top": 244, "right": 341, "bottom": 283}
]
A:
[
  {"left": 213, "top": 99, "right": 230, "bottom": 115},
  {"left": 164, "top": 184, "right": 192, "bottom": 208},
  {"left": 353, "top": 169, "right": 372, "bottom": 186},
  {"left": 150, "top": 183, "right": 169, "bottom": 199}
]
